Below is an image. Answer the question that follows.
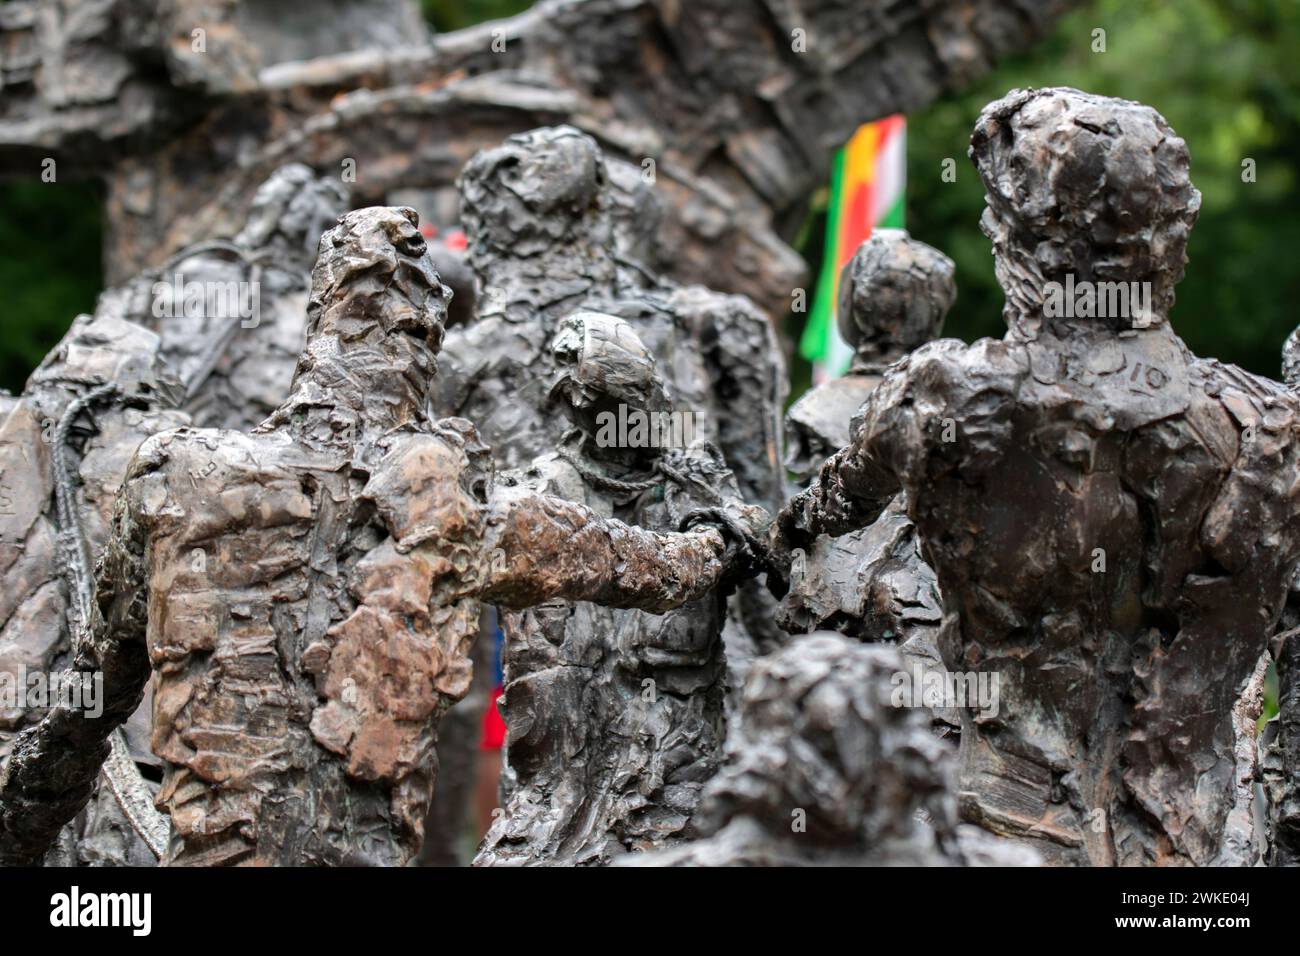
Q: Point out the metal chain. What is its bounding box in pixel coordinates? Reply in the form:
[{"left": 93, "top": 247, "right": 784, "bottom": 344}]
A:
[
  {"left": 51, "top": 383, "right": 169, "bottom": 859},
  {"left": 51, "top": 383, "right": 118, "bottom": 646}
]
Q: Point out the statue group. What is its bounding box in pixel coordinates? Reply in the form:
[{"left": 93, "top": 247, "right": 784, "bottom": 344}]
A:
[{"left": 1, "top": 82, "right": 1297, "bottom": 869}]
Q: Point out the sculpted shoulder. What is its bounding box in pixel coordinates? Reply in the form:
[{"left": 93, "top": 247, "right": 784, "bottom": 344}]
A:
[
  {"left": 859, "top": 337, "right": 1026, "bottom": 429},
  {"left": 362, "top": 420, "right": 492, "bottom": 550},
  {"left": 1021, "top": 329, "right": 1195, "bottom": 431},
  {"left": 898, "top": 336, "right": 1024, "bottom": 387},
  {"left": 129, "top": 427, "right": 289, "bottom": 485},
  {"left": 125, "top": 427, "right": 317, "bottom": 538},
  {"left": 1192, "top": 355, "right": 1300, "bottom": 418}
]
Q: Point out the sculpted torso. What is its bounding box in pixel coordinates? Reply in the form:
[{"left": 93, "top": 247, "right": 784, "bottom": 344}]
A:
[
  {"left": 773, "top": 87, "right": 1300, "bottom": 865},
  {"left": 481, "top": 448, "right": 729, "bottom": 865},
  {"left": 129, "top": 422, "right": 489, "bottom": 865},
  {"left": 867, "top": 328, "right": 1300, "bottom": 862}
]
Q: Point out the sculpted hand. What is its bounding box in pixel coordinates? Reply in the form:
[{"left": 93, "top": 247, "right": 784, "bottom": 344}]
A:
[{"left": 680, "top": 499, "right": 769, "bottom": 586}]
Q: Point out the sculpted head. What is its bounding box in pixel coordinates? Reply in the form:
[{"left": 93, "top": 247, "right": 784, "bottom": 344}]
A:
[
  {"left": 459, "top": 125, "right": 612, "bottom": 262},
  {"left": 837, "top": 229, "right": 954, "bottom": 365},
  {"left": 292, "top": 206, "right": 450, "bottom": 410},
  {"left": 970, "top": 87, "right": 1200, "bottom": 334},
  {"left": 548, "top": 310, "right": 668, "bottom": 438},
  {"left": 693, "top": 635, "right": 957, "bottom": 848}
]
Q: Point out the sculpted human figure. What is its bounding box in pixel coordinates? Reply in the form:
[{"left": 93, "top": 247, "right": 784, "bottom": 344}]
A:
[
  {"left": 439, "top": 124, "right": 787, "bottom": 703},
  {"left": 0, "top": 207, "right": 757, "bottom": 867},
  {"left": 0, "top": 306, "right": 187, "bottom": 867},
  {"left": 625, "top": 633, "right": 1035, "bottom": 867},
  {"left": 0, "top": 164, "right": 346, "bottom": 865},
  {"left": 439, "top": 125, "right": 785, "bottom": 513},
  {"left": 778, "top": 233, "right": 955, "bottom": 733},
  {"left": 772, "top": 88, "right": 1300, "bottom": 866},
  {"left": 1266, "top": 578, "right": 1300, "bottom": 868},
  {"left": 785, "top": 230, "right": 954, "bottom": 485},
  {"left": 476, "top": 312, "right": 764, "bottom": 865}
]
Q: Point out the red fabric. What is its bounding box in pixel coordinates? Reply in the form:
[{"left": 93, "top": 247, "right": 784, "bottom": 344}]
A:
[
  {"left": 480, "top": 685, "right": 506, "bottom": 750},
  {"left": 838, "top": 179, "right": 874, "bottom": 269}
]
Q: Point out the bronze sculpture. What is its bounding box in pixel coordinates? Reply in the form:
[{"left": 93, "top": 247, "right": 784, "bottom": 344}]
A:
[
  {"left": 0, "top": 207, "right": 761, "bottom": 866},
  {"left": 773, "top": 87, "right": 1300, "bottom": 866},
  {"left": 477, "top": 311, "right": 764, "bottom": 865}
]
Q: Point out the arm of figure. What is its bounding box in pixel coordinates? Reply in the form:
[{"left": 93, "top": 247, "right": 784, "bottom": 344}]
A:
[
  {"left": 775, "top": 442, "right": 899, "bottom": 559},
  {"left": 479, "top": 487, "right": 728, "bottom": 613},
  {"left": 770, "top": 359, "right": 918, "bottom": 568}
]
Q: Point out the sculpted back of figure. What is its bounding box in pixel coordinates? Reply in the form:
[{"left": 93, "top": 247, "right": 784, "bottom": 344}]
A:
[
  {"left": 775, "top": 88, "right": 1300, "bottom": 865},
  {"left": 0, "top": 164, "right": 345, "bottom": 866},
  {"left": 778, "top": 230, "right": 956, "bottom": 730}
]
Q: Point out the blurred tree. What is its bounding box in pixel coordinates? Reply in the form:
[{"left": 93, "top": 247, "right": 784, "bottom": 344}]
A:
[
  {"left": 0, "top": 180, "right": 102, "bottom": 393},
  {"left": 421, "top": 0, "right": 532, "bottom": 31},
  {"left": 901, "top": 0, "right": 1300, "bottom": 380}
]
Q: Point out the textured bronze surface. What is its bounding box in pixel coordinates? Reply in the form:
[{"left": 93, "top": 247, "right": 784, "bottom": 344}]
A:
[
  {"left": 0, "top": 207, "right": 755, "bottom": 866},
  {"left": 774, "top": 88, "right": 1300, "bottom": 866}
]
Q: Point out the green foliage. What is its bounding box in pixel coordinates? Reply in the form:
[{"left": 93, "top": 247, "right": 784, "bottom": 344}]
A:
[
  {"left": 420, "top": 0, "right": 533, "bottom": 32},
  {"left": 0, "top": 180, "right": 103, "bottom": 393},
  {"left": 903, "top": 0, "right": 1300, "bottom": 378}
]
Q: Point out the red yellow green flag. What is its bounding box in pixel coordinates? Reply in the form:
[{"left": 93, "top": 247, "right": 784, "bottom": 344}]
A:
[{"left": 801, "top": 115, "right": 906, "bottom": 380}]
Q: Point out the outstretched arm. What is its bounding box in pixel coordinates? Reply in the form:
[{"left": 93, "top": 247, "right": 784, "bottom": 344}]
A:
[
  {"left": 480, "top": 488, "right": 732, "bottom": 613},
  {"left": 771, "top": 357, "right": 920, "bottom": 570},
  {"left": 774, "top": 437, "right": 902, "bottom": 566}
]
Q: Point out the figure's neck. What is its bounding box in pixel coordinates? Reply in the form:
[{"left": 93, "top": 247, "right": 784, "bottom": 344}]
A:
[
  {"left": 996, "top": 248, "right": 1174, "bottom": 342},
  {"left": 473, "top": 242, "right": 617, "bottom": 324},
  {"left": 849, "top": 344, "right": 905, "bottom": 376},
  {"left": 274, "top": 336, "right": 434, "bottom": 444},
  {"left": 1004, "top": 306, "right": 1176, "bottom": 344}
]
